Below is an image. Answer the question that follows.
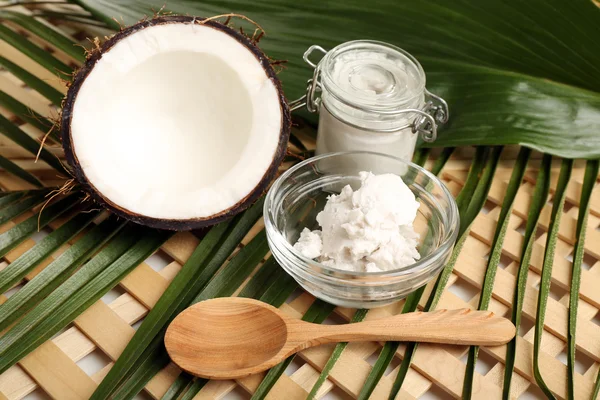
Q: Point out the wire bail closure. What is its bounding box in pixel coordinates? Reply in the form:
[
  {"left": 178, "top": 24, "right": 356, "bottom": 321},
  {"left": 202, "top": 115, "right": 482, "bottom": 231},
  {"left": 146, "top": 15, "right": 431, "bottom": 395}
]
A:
[
  {"left": 288, "top": 44, "right": 449, "bottom": 142},
  {"left": 289, "top": 45, "right": 327, "bottom": 113}
]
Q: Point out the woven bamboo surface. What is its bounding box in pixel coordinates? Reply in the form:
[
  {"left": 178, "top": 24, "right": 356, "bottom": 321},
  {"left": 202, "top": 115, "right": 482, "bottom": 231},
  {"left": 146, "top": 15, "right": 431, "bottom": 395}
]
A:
[{"left": 1, "top": 6, "right": 600, "bottom": 400}]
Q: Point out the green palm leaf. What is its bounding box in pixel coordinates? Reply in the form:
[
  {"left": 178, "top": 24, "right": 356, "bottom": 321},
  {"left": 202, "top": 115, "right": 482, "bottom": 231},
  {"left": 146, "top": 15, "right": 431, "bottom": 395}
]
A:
[
  {"left": 89, "top": 222, "right": 233, "bottom": 399},
  {"left": 33, "top": 10, "right": 110, "bottom": 27},
  {"left": 0, "top": 56, "right": 63, "bottom": 106},
  {"left": 503, "top": 154, "right": 551, "bottom": 398},
  {"left": 71, "top": 0, "right": 600, "bottom": 158},
  {"left": 0, "top": 91, "right": 54, "bottom": 134},
  {"left": 357, "top": 290, "right": 423, "bottom": 400},
  {"left": 0, "top": 154, "right": 43, "bottom": 187},
  {"left": 455, "top": 147, "right": 488, "bottom": 220},
  {"left": 108, "top": 228, "right": 272, "bottom": 399},
  {"left": 462, "top": 147, "right": 529, "bottom": 398},
  {"left": 0, "top": 189, "right": 48, "bottom": 225},
  {"left": 0, "top": 215, "right": 125, "bottom": 332},
  {"left": 91, "top": 200, "right": 265, "bottom": 399},
  {"left": 0, "top": 224, "right": 140, "bottom": 351},
  {"left": 178, "top": 380, "right": 206, "bottom": 400},
  {"left": 0, "top": 10, "right": 86, "bottom": 62},
  {"left": 0, "top": 193, "right": 78, "bottom": 257},
  {"left": 0, "top": 190, "right": 42, "bottom": 208},
  {"left": 0, "top": 113, "right": 66, "bottom": 174},
  {"left": 251, "top": 299, "right": 336, "bottom": 400},
  {"left": 238, "top": 256, "right": 287, "bottom": 299},
  {"left": 0, "top": 226, "right": 170, "bottom": 373},
  {"left": 308, "top": 308, "right": 368, "bottom": 399},
  {"left": 193, "top": 230, "right": 269, "bottom": 302},
  {"left": 160, "top": 372, "right": 193, "bottom": 400},
  {"left": 429, "top": 147, "right": 454, "bottom": 176},
  {"left": 533, "top": 158, "right": 573, "bottom": 398},
  {"left": 567, "top": 159, "right": 599, "bottom": 399},
  {"left": 0, "top": 23, "right": 71, "bottom": 76},
  {"left": 106, "top": 332, "right": 172, "bottom": 399},
  {"left": 166, "top": 260, "right": 299, "bottom": 400},
  {"left": 389, "top": 147, "right": 502, "bottom": 398},
  {"left": 349, "top": 148, "right": 445, "bottom": 400},
  {"left": 0, "top": 209, "right": 98, "bottom": 295}
]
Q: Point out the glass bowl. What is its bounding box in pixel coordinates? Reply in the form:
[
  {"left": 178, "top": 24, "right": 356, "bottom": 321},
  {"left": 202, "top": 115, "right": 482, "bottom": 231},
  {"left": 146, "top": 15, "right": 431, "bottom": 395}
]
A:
[{"left": 264, "top": 151, "right": 459, "bottom": 308}]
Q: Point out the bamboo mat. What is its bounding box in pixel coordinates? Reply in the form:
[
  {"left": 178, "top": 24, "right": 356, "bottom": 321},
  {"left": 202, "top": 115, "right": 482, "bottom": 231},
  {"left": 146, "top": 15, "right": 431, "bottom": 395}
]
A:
[{"left": 1, "top": 8, "right": 600, "bottom": 400}]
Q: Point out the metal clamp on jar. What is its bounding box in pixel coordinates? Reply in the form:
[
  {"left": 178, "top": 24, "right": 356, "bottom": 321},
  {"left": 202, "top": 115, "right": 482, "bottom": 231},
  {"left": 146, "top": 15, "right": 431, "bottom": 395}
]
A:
[{"left": 290, "top": 40, "right": 449, "bottom": 161}]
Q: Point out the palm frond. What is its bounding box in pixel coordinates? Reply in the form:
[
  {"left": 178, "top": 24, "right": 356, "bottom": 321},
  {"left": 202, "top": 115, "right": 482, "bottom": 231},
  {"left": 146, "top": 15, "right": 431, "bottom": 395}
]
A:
[
  {"left": 0, "top": 214, "right": 124, "bottom": 331},
  {"left": 390, "top": 147, "right": 503, "bottom": 397},
  {"left": 91, "top": 200, "right": 264, "bottom": 399},
  {"left": 170, "top": 261, "right": 299, "bottom": 400},
  {"left": 462, "top": 147, "right": 529, "bottom": 398},
  {"left": 72, "top": 0, "right": 600, "bottom": 159},
  {"left": 0, "top": 188, "right": 47, "bottom": 225},
  {"left": 533, "top": 158, "right": 573, "bottom": 399},
  {"left": 503, "top": 154, "right": 551, "bottom": 398},
  {"left": 308, "top": 308, "right": 368, "bottom": 399},
  {"left": 0, "top": 226, "right": 170, "bottom": 373},
  {"left": 567, "top": 159, "right": 599, "bottom": 399},
  {"left": 0, "top": 193, "right": 78, "bottom": 257},
  {"left": 0, "top": 23, "right": 71, "bottom": 79},
  {"left": 0, "top": 10, "right": 85, "bottom": 62},
  {"left": 0, "top": 56, "right": 63, "bottom": 106},
  {"left": 0, "top": 113, "right": 66, "bottom": 174},
  {"left": 0, "top": 154, "right": 43, "bottom": 187},
  {"left": 251, "top": 300, "right": 336, "bottom": 400},
  {"left": 0, "top": 209, "right": 97, "bottom": 294}
]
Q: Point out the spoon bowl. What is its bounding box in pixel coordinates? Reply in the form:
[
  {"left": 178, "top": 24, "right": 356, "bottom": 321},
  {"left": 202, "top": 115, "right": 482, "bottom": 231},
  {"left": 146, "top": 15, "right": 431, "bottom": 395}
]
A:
[
  {"left": 166, "top": 298, "right": 289, "bottom": 377},
  {"left": 165, "top": 297, "right": 515, "bottom": 380}
]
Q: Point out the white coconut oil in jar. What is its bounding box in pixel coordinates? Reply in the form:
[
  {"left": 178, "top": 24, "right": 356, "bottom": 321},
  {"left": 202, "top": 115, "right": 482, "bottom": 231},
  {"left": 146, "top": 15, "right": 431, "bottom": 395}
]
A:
[{"left": 292, "top": 41, "right": 448, "bottom": 162}]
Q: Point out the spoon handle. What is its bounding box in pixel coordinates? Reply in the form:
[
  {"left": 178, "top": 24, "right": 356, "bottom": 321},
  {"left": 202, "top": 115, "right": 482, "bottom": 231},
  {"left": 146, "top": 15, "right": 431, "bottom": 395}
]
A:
[{"left": 294, "top": 309, "right": 515, "bottom": 347}]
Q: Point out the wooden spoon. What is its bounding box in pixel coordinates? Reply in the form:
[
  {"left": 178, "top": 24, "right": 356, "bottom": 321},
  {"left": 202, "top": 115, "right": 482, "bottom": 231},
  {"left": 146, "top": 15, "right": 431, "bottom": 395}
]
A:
[{"left": 164, "top": 297, "right": 515, "bottom": 380}]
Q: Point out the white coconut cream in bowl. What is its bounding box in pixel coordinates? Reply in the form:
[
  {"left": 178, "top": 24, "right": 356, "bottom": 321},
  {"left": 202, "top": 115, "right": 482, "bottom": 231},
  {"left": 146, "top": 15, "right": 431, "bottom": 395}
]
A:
[{"left": 264, "top": 151, "right": 459, "bottom": 308}]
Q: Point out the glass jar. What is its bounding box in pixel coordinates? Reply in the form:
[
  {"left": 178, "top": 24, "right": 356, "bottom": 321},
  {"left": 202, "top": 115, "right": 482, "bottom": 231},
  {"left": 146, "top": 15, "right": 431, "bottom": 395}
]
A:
[{"left": 291, "top": 40, "right": 448, "bottom": 162}]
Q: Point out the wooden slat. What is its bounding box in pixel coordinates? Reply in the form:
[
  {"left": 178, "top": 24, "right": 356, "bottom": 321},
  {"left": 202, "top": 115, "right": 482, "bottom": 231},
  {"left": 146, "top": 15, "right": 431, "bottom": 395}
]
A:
[
  {"left": 119, "top": 263, "right": 171, "bottom": 309},
  {"left": 73, "top": 301, "right": 135, "bottom": 360},
  {"left": 161, "top": 232, "right": 200, "bottom": 264},
  {"left": 237, "top": 372, "right": 309, "bottom": 400},
  {"left": 193, "top": 380, "right": 237, "bottom": 400},
  {"left": 145, "top": 363, "right": 181, "bottom": 399},
  {"left": 19, "top": 341, "right": 96, "bottom": 400},
  {"left": 290, "top": 364, "right": 334, "bottom": 399},
  {"left": 0, "top": 367, "right": 36, "bottom": 400}
]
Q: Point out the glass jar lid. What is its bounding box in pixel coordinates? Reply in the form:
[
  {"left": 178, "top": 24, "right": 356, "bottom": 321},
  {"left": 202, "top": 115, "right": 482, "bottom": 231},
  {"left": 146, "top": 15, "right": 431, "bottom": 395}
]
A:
[{"left": 320, "top": 40, "right": 426, "bottom": 112}]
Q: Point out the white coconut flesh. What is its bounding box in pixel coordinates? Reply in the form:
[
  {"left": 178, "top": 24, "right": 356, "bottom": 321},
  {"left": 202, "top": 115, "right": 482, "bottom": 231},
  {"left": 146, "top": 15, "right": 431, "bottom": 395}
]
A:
[{"left": 69, "top": 22, "right": 283, "bottom": 220}]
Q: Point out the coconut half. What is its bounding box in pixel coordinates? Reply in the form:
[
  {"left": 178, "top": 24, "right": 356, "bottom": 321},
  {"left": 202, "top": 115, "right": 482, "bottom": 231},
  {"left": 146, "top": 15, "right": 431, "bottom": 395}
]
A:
[{"left": 62, "top": 16, "right": 290, "bottom": 230}]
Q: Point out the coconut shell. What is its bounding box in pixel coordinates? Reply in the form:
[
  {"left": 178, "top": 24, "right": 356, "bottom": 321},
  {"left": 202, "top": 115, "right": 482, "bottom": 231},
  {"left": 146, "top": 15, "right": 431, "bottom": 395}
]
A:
[{"left": 61, "top": 15, "right": 291, "bottom": 231}]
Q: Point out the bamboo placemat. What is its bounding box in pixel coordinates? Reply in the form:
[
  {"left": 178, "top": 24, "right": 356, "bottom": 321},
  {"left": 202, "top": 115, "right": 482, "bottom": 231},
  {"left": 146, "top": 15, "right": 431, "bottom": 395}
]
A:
[{"left": 1, "top": 7, "right": 599, "bottom": 400}]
